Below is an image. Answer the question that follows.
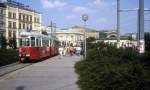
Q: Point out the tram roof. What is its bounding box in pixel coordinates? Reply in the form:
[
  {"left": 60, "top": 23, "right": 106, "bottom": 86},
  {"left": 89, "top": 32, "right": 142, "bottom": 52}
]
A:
[
  {"left": 20, "top": 31, "right": 50, "bottom": 38},
  {"left": 19, "top": 31, "right": 59, "bottom": 40}
]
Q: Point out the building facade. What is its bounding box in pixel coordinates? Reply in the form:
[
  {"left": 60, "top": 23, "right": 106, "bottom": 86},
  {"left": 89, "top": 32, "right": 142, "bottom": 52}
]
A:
[
  {"left": 55, "top": 26, "right": 100, "bottom": 47},
  {"left": 55, "top": 28, "right": 84, "bottom": 47},
  {"left": 0, "top": 0, "right": 41, "bottom": 47},
  {"left": 73, "top": 26, "right": 99, "bottom": 39},
  {"left": 0, "top": 3, "right": 6, "bottom": 36},
  {"left": 98, "top": 30, "right": 138, "bottom": 48}
]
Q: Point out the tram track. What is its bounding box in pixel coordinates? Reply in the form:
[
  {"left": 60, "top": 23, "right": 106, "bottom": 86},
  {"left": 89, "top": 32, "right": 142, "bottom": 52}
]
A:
[
  {"left": 0, "top": 56, "right": 58, "bottom": 78},
  {"left": 0, "top": 62, "right": 32, "bottom": 77}
]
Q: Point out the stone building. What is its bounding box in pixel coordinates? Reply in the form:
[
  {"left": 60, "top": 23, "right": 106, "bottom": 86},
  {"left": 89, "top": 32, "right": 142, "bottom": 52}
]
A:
[
  {"left": 0, "top": 3, "right": 6, "bottom": 36},
  {"left": 0, "top": 0, "right": 41, "bottom": 47},
  {"left": 55, "top": 26, "right": 99, "bottom": 47},
  {"left": 55, "top": 27, "right": 84, "bottom": 47}
]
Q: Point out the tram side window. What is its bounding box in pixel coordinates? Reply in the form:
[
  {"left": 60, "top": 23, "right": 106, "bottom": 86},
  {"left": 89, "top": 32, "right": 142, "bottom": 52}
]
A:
[
  {"left": 19, "top": 39, "right": 22, "bottom": 46},
  {"left": 46, "top": 39, "right": 49, "bottom": 46},
  {"left": 26, "top": 39, "right": 30, "bottom": 46},
  {"left": 42, "top": 39, "right": 45, "bottom": 47},
  {"left": 53, "top": 40, "right": 56, "bottom": 46},
  {"left": 49, "top": 40, "right": 51, "bottom": 47},
  {"left": 56, "top": 41, "right": 59, "bottom": 46},
  {"left": 31, "top": 37, "right": 35, "bottom": 47},
  {"left": 20, "top": 38, "right": 30, "bottom": 47},
  {"left": 36, "top": 39, "right": 38, "bottom": 47},
  {"left": 42, "top": 39, "right": 49, "bottom": 47},
  {"left": 51, "top": 40, "right": 53, "bottom": 46},
  {"left": 36, "top": 38, "right": 41, "bottom": 47}
]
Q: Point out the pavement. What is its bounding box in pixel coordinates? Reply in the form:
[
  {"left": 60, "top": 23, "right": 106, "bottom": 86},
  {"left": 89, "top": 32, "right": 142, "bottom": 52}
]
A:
[
  {"left": 0, "top": 55, "right": 82, "bottom": 90},
  {"left": 0, "top": 62, "right": 31, "bottom": 77}
]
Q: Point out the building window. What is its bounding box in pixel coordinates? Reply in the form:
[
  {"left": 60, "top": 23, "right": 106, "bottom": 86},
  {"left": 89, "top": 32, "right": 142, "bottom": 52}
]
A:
[
  {"left": 23, "top": 15, "right": 25, "bottom": 21},
  {"left": 19, "top": 23, "right": 21, "bottom": 29},
  {"left": 71, "top": 35, "right": 73, "bottom": 39},
  {"left": 8, "top": 12, "right": 11, "bottom": 18},
  {"left": 9, "top": 31, "right": 11, "bottom": 37},
  {"left": 27, "top": 15, "right": 29, "bottom": 21},
  {"left": 34, "top": 17, "right": 36, "bottom": 22},
  {"left": 30, "top": 16, "right": 32, "bottom": 22},
  {"left": 0, "top": 9, "right": 4, "bottom": 14},
  {"left": 8, "top": 21, "right": 12, "bottom": 28},
  {"left": 19, "top": 13, "right": 21, "bottom": 20},
  {"left": 13, "top": 22, "right": 16, "bottom": 29},
  {"left": 13, "top": 31, "right": 16, "bottom": 37},
  {"left": 0, "top": 9, "right": 2, "bottom": 14},
  {"left": 29, "top": 24, "right": 32, "bottom": 30},
  {"left": 23, "top": 23, "right": 25, "bottom": 29},
  {"left": 13, "top": 13, "right": 16, "bottom": 19},
  {"left": 37, "top": 18, "right": 39, "bottom": 23},
  {"left": 0, "top": 21, "right": 4, "bottom": 27}
]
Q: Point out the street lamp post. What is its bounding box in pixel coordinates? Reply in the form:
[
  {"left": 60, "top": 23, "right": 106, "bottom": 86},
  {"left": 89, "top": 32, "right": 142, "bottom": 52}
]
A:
[
  {"left": 82, "top": 14, "right": 88, "bottom": 59},
  {"left": 117, "top": 0, "right": 120, "bottom": 48},
  {"left": 138, "top": 0, "right": 145, "bottom": 53}
]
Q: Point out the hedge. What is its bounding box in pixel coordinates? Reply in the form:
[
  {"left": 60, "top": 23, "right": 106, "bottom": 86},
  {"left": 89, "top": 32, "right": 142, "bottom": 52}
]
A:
[
  {"left": 75, "top": 42, "right": 150, "bottom": 90},
  {"left": 0, "top": 49, "right": 18, "bottom": 67}
]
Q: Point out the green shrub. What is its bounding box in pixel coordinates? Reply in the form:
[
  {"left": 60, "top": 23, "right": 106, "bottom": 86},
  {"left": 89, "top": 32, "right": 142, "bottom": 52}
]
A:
[
  {"left": 0, "top": 35, "right": 7, "bottom": 49},
  {"left": 0, "top": 49, "right": 18, "bottom": 66},
  {"left": 75, "top": 42, "right": 150, "bottom": 90}
]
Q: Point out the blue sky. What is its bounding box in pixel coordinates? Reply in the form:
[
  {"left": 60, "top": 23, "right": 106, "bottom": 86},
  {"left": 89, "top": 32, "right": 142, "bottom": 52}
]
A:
[{"left": 14, "top": 0, "right": 150, "bottom": 34}]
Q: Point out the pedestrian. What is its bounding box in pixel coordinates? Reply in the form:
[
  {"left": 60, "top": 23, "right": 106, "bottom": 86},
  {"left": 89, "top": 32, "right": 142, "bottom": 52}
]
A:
[
  {"left": 76, "top": 46, "right": 81, "bottom": 56},
  {"left": 63, "top": 47, "right": 67, "bottom": 56},
  {"left": 66, "top": 47, "right": 70, "bottom": 56},
  {"left": 59, "top": 46, "right": 63, "bottom": 58},
  {"left": 69, "top": 46, "right": 74, "bottom": 56}
]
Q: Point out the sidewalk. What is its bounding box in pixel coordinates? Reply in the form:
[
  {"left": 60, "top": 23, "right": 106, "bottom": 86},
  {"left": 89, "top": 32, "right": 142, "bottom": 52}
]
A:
[{"left": 0, "top": 56, "right": 81, "bottom": 90}]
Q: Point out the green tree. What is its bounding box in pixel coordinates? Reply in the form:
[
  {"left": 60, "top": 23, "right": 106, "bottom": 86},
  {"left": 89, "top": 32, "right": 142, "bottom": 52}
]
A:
[
  {"left": 8, "top": 38, "right": 13, "bottom": 48},
  {"left": 86, "top": 37, "right": 96, "bottom": 43},
  {"left": 145, "top": 32, "right": 150, "bottom": 51},
  {"left": 8, "top": 37, "right": 17, "bottom": 49},
  {"left": 12, "top": 36, "right": 17, "bottom": 49},
  {"left": 0, "top": 35, "right": 7, "bottom": 49}
]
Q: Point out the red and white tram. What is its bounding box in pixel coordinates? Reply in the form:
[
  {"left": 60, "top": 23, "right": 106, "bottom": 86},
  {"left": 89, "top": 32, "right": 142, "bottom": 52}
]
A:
[{"left": 19, "top": 31, "right": 59, "bottom": 62}]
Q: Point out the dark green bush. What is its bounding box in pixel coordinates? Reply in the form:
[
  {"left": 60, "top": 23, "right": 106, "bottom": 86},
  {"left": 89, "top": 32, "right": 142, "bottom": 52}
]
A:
[
  {"left": 75, "top": 42, "right": 150, "bottom": 90},
  {"left": 0, "top": 49, "right": 18, "bottom": 66}
]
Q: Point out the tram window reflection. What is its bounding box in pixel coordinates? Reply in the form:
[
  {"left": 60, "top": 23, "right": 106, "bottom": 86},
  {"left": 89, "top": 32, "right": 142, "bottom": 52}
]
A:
[
  {"left": 31, "top": 37, "right": 35, "bottom": 47},
  {"left": 20, "top": 38, "right": 30, "bottom": 47}
]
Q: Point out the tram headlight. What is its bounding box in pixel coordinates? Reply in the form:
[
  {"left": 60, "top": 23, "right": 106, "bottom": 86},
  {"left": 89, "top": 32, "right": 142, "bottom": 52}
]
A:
[
  {"left": 26, "top": 54, "right": 30, "bottom": 57},
  {"left": 19, "top": 54, "right": 22, "bottom": 56}
]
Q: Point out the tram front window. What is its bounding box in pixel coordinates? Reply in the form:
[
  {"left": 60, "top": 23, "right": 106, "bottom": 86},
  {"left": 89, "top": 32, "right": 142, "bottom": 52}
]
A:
[{"left": 20, "top": 38, "right": 30, "bottom": 47}]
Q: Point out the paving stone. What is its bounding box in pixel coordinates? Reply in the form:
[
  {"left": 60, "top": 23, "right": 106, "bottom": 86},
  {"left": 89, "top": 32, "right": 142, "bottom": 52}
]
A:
[{"left": 0, "top": 56, "right": 81, "bottom": 90}]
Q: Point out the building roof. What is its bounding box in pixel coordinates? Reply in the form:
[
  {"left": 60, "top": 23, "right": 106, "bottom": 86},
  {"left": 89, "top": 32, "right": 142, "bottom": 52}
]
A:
[
  {"left": 0, "top": 0, "right": 40, "bottom": 14},
  {"left": 72, "top": 26, "right": 98, "bottom": 32},
  {"left": 0, "top": 3, "right": 6, "bottom": 8},
  {"left": 56, "top": 28, "right": 84, "bottom": 34}
]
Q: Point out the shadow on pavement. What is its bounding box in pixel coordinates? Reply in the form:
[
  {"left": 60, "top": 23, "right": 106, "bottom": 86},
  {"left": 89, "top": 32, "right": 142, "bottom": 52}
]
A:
[{"left": 16, "top": 86, "right": 24, "bottom": 90}]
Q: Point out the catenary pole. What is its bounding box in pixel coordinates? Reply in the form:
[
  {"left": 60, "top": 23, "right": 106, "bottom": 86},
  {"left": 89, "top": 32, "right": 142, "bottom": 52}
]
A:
[
  {"left": 138, "top": 0, "right": 145, "bottom": 53},
  {"left": 117, "top": 0, "right": 120, "bottom": 48}
]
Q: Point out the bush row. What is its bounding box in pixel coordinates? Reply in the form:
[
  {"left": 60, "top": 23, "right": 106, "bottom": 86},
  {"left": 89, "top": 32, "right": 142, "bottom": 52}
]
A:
[
  {"left": 75, "top": 42, "right": 150, "bottom": 90},
  {"left": 0, "top": 49, "right": 18, "bottom": 67}
]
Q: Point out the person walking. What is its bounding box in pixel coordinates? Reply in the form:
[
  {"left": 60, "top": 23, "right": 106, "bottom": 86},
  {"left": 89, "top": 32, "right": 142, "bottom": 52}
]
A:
[
  {"left": 63, "top": 47, "right": 67, "bottom": 56},
  {"left": 59, "top": 46, "right": 63, "bottom": 58},
  {"left": 76, "top": 46, "right": 81, "bottom": 56},
  {"left": 69, "top": 46, "right": 74, "bottom": 56}
]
